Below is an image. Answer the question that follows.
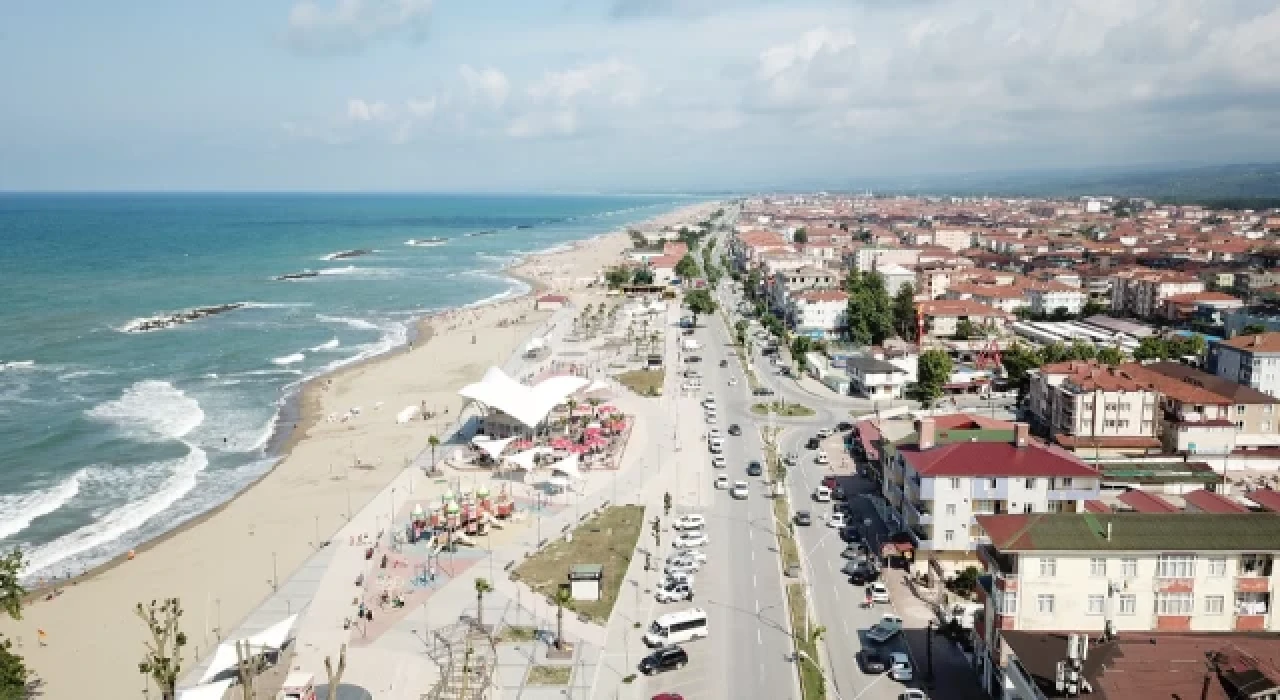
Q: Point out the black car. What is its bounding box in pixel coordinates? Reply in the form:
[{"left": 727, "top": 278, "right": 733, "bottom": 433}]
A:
[
  {"left": 840, "top": 544, "right": 862, "bottom": 560},
  {"left": 640, "top": 646, "right": 689, "bottom": 675},
  {"left": 836, "top": 421, "right": 853, "bottom": 431},
  {"left": 752, "top": 387, "right": 775, "bottom": 396},
  {"left": 685, "top": 355, "right": 701, "bottom": 363},
  {"left": 728, "top": 424, "right": 742, "bottom": 436},
  {"left": 848, "top": 570, "right": 870, "bottom": 585},
  {"left": 794, "top": 510, "right": 812, "bottom": 526},
  {"left": 746, "top": 461, "right": 763, "bottom": 476},
  {"left": 805, "top": 437, "right": 821, "bottom": 449},
  {"left": 832, "top": 486, "right": 847, "bottom": 501},
  {"left": 839, "top": 526, "right": 860, "bottom": 542},
  {"left": 719, "top": 359, "right": 729, "bottom": 367},
  {"left": 857, "top": 649, "right": 889, "bottom": 674}
]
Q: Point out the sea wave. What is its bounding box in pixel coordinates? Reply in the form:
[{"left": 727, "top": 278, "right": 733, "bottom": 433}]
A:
[
  {"left": 310, "top": 338, "right": 341, "bottom": 352},
  {"left": 241, "top": 302, "right": 314, "bottom": 310},
  {"left": 0, "top": 470, "right": 85, "bottom": 540},
  {"left": 271, "top": 353, "right": 306, "bottom": 366},
  {"left": 57, "top": 369, "right": 115, "bottom": 382},
  {"left": 86, "top": 380, "right": 205, "bottom": 442},
  {"left": 320, "top": 249, "right": 376, "bottom": 261},
  {"left": 464, "top": 278, "right": 532, "bottom": 309},
  {"left": 316, "top": 314, "right": 380, "bottom": 331},
  {"left": 21, "top": 445, "right": 210, "bottom": 578},
  {"left": 0, "top": 361, "right": 36, "bottom": 371},
  {"left": 316, "top": 266, "right": 407, "bottom": 280}
]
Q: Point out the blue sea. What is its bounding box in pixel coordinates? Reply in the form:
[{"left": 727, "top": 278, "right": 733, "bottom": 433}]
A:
[{"left": 0, "top": 193, "right": 687, "bottom": 580}]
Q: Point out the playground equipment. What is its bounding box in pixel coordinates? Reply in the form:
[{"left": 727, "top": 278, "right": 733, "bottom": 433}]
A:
[{"left": 404, "top": 483, "right": 517, "bottom": 548}]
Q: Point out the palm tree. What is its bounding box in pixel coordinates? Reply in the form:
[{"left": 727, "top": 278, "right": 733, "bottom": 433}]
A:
[
  {"left": 587, "top": 397, "right": 602, "bottom": 417},
  {"left": 554, "top": 587, "right": 573, "bottom": 650},
  {"left": 565, "top": 398, "right": 578, "bottom": 429},
  {"left": 428, "top": 435, "right": 440, "bottom": 471},
  {"left": 474, "top": 578, "right": 493, "bottom": 629}
]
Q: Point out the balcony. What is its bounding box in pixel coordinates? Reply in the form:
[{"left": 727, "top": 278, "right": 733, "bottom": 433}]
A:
[
  {"left": 905, "top": 500, "right": 933, "bottom": 526},
  {"left": 971, "top": 480, "right": 1009, "bottom": 500},
  {"left": 908, "top": 526, "right": 935, "bottom": 551},
  {"left": 1048, "top": 488, "right": 1099, "bottom": 501}
]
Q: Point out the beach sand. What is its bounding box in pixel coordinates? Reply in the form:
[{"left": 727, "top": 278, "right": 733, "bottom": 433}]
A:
[{"left": 12, "top": 201, "right": 718, "bottom": 698}]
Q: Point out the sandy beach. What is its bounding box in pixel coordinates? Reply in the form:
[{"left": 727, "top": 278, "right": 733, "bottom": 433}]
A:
[{"left": 12, "top": 201, "right": 718, "bottom": 698}]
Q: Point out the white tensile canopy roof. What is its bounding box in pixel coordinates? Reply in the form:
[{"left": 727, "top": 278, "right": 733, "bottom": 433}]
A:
[
  {"left": 471, "top": 435, "right": 516, "bottom": 459},
  {"left": 177, "top": 679, "right": 233, "bottom": 700},
  {"left": 197, "top": 615, "right": 297, "bottom": 683},
  {"left": 458, "top": 367, "right": 589, "bottom": 428},
  {"left": 549, "top": 453, "right": 581, "bottom": 479},
  {"left": 582, "top": 379, "right": 611, "bottom": 395}
]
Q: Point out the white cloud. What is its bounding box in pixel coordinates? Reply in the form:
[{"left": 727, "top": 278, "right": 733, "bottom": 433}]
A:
[
  {"left": 526, "top": 59, "right": 648, "bottom": 106},
  {"left": 286, "top": 0, "right": 434, "bottom": 55},
  {"left": 405, "top": 97, "right": 438, "bottom": 119},
  {"left": 346, "top": 98, "right": 394, "bottom": 122},
  {"left": 750, "top": 27, "right": 858, "bottom": 110},
  {"left": 506, "top": 110, "right": 579, "bottom": 139},
  {"left": 459, "top": 65, "right": 511, "bottom": 108}
]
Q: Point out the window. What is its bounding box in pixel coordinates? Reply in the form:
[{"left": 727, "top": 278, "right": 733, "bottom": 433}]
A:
[
  {"left": 987, "top": 478, "right": 998, "bottom": 489},
  {"left": 1121, "top": 558, "right": 1138, "bottom": 578},
  {"left": 1090, "top": 558, "right": 1107, "bottom": 577},
  {"left": 1207, "top": 557, "right": 1227, "bottom": 577},
  {"left": 1025, "top": 478, "right": 1037, "bottom": 489},
  {"left": 1037, "top": 594, "right": 1055, "bottom": 615},
  {"left": 1087, "top": 595, "right": 1105, "bottom": 615},
  {"left": 1118, "top": 595, "right": 1137, "bottom": 615},
  {"left": 998, "top": 592, "right": 1018, "bottom": 615},
  {"left": 1022, "top": 503, "right": 1033, "bottom": 514},
  {"left": 1157, "top": 554, "right": 1196, "bottom": 578},
  {"left": 1155, "top": 592, "right": 1194, "bottom": 615},
  {"left": 945, "top": 530, "right": 955, "bottom": 542},
  {"left": 1060, "top": 478, "right": 1073, "bottom": 488},
  {"left": 1204, "top": 595, "right": 1226, "bottom": 615},
  {"left": 1237, "top": 404, "right": 1247, "bottom": 414},
  {"left": 1039, "top": 558, "right": 1057, "bottom": 577},
  {"left": 949, "top": 478, "right": 961, "bottom": 489}
]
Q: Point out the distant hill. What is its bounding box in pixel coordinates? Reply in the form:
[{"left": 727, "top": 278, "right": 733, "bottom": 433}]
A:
[{"left": 848, "top": 163, "right": 1280, "bottom": 208}]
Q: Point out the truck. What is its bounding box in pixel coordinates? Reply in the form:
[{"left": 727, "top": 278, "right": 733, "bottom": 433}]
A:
[
  {"left": 865, "top": 614, "right": 903, "bottom": 644},
  {"left": 941, "top": 602, "right": 982, "bottom": 631}
]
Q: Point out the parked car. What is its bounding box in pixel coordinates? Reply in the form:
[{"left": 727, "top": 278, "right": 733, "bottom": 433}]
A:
[
  {"left": 674, "top": 532, "right": 708, "bottom": 548},
  {"left": 867, "top": 582, "right": 891, "bottom": 604},
  {"left": 840, "top": 544, "right": 863, "bottom": 560},
  {"left": 813, "top": 486, "right": 832, "bottom": 502},
  {"left": 865, "top": 614, "right": 904, "bottom": 644},
  {"left": 828, "top": 512, "right": 847, "bottom": 529},
  {"left": 857, "top": 649, "right": 889, "bottom": 674},
  {"left": 805, "top": 437, "right": 821, "bottom": 449},
  {"left": 662, "top": 571, "right": 695, "bottom": 587},
  {"left": 887, "top": 652, "right": 914, "bottom": 681},
  {"left": 668, "top": 549, "right": 707, "bottom": 565},
  {"left": 672, "top": 514, "right": 706, "bottom": 531},
  {"left": 639, "top": 646, "right": 689, "bottom": 675},
  {"left": 832, "top": 486, "right": 847, "bottom": 501},
  {"left": 665, "top": 559, "right": 700, "bottom": 576},
  {"left": 815, "top": 451, "right": 829, "bottom": 465},
  {"left": 794, "top": 511, "right": 812, "bottom": 526},
  {"left": 728, "top": 423, "right": 741, "bottom": 436},
  {"left": 711, "top": 454, "right": 726, "bottom": 468},
  {"left": 746, "top": 461, "right": 763, "bottom": 476},
  {"left": 719, "top": 359, "right": 729, "bottom": 367},
  {"left": 836, "top": 421, "right": 853, "bottom": 431},
  {"left": 816, "top": 428, "right": 832, "bottom": 438},
  {"left": 654, "top": 582, "right": 694, "bottom": 603},
  {"left": 822, "top": 475, "right": 838, "bottom": 489},
  {"left": 715, "top": 474, "right": 730, "bottom": 489},
  {"left": 684, "top": 356, "right": 701, "bottom": 363},
  {"left": 897, "top": 691, "right": 928, "bottom": 700},
  {"left": 784, "top": 452, "right": 798, "bottom": 466},
  {"left": 839, "top": 525, "right": 860, "bottom": 542},
  {"left": 730, "top": 481, "right": 749, "bottom": 499},
  {"left": 753, "top": 387, "right": 775, "bottom": 396}
]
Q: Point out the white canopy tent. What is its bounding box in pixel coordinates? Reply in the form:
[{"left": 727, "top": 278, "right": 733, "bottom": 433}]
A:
[
  {"left": 458, "top": 367, "right": 589, "bottom": 429},
  {"left": 196, "top": 615, "right": 297, "bottom": 684},
  {"left": 548, "top": 453, "right": 581, "bottom": 479},
  {"left": 471, "top": 435, "right": 516, "bottom": 460},
  {"left": 505, "top": 446, "right": 552, "bottom": 472},
  {"left": 177, "top": 679, "right": 233, "bottom": 700},
  {"left": 581, "top": 379, "right": 612, "bottom": 396},
  {"left": 198, "top": 642, "right": 269, "bottom": 684},
  {"left": 247, "top": 613, "right": 298, "bottom": 650}
]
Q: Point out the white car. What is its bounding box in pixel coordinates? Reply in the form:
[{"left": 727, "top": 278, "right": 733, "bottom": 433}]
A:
[
  {"left": 654, "top": 581, "right": 694, "bottom": 603},
  {"left": 728, "top": 377, "right": 738, "bottom": 386},
  {"left": 702, "top": 394, "right": 716, "bottom": 405},
  {"left": 715, "top": 474, "right": 730, "bottom": 489},
  {"left": 815, "top": 451, "right": 829, "bottom": 465},
  {"left": 828, "top": 512, "right": 847, "bottom": 529},
  {"left": 868, "top": 582, "right": 891, "bottom": 604},
  {"left": 673, "top": 514, "right": 706, "bottom": 531},
  {"left": 813, "top": 486, "right": 832, "bottom": 502},
  {"left": 669, "top": 549, "right": 707, "bottom": 565},
  {"left": 705, "top": 413, "right": 717, "bottom": 424},
  {"left": 674, "top": 532, "right": 709, "bottom": 549},
  {"left": 897, "top": 691, "right": 928, "bottom": 700},
  {"left": 665, "top": 558, "right": 700, "bottom": 575},
  {"left": 730, "top": 481, "right": 749, "bottom": 499},
  {"left": 707, "top": 429, "right": 722, "bottom": 441},
  {"left": 887, "top": 652, "right": 913, "bottom": 681},
  {"left": 663, "top": 570, "right": 696, "bottom": 587}
]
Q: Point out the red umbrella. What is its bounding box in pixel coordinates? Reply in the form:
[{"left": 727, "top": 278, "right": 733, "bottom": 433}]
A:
[
  {"left": 550, "top": 437, "right": 573, "bottom": 450},
  {"left": 598, "top": 404, "right": 618, "bottom": 414}
]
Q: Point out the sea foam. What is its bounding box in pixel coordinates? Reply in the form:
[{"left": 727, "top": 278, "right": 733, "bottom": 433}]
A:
[
  {"left": 0, "top": 470, "right": 85, "bottom": 540},
  {"left": 86, "top": 380, "right": 205, "bottom": 442}
]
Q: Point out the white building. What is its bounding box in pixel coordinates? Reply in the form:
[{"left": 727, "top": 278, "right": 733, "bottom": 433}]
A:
[
  {"left": 855, "top": 246, "right": 921, "bottom": 273},
  {"left": 1027, "top": 361, "right": 1160, "bottom": 443},
  {"left": 1026, "top": 283, "right": 1087, "bottom": 316},
  {"left": 880, "top": 419, "right": 1102, "bottom": 576},
  {"left": 1214, "top": 332, "right": 1280, "bottom": 398},
  {"left": 975, "top": 511, "right": 1280, "bottom": 634},
  {"left": 846, "top": 356, "right": 909, "bottom": 400},
  {"left": 791, "top": 290, "right": 848, "bottom": 340},
  {"left": 876, "top": 263, "right": 918, "bottom": 298}
]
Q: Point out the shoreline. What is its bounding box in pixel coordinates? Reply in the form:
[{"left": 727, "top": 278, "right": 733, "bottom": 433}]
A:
[{"left": 14, "top": 200, "right": 720, "bottom": 698}]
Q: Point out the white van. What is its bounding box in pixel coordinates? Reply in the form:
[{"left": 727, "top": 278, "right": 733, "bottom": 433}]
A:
[{"left": 643, "top": 608, "right": 709, "bottom": 647}]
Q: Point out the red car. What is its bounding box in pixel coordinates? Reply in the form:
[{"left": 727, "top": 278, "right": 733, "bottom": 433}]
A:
[
  {"left": 822, "top": 475, "right": 838, "bottom": 489},
  {"left": 653, "top": 695, "right": 685, "bottom": 700}
]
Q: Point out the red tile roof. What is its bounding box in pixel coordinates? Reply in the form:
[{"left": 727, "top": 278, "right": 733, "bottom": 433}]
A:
[
  {"left": 1163, "top": 291, "right": 1242, "bottom": 304},
  {"left": 1053, "top": 434, "right": 1163, "bottom": 450},
  {"left": 917, "top": 299, "right": 1013, "bottom": 319},
  {"left": 932, "top": 414, "right": 1014, "bottom": 431},
  {"left": 1117, "top": 489, "right": 1179, "bottom": 513},
  {"left": 1183, "top": 489, "right": 1250, "bottom": 514},
  {"left": 795, "top": 290, "right": 849, "bottom": 303},
  {"left": 1220, "top": 333, "right": 1280, "bottom": 353},
  {"left": 898, "top": 441, "right": 1099, "bottom": 478},
  {"left": 1083, "top": 500, "right": 1111, "bottom": 513},
  {"left": 1246, "top": 488, "right": 1280, "bottom": 512}
]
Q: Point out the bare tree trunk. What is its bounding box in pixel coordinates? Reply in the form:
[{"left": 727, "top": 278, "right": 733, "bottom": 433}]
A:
[
  {"left": 235, "top": 639, "right": 260, "bottom": 700},
  {"left": 324, "top": 643, "right": 348, "bottom": 698}
]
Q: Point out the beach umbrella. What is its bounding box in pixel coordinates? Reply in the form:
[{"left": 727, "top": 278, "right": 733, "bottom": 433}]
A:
[
  {"left": 477, "top": 485, "right": 490, "bottom": 499},
  {"left": 411, "top": 504, "right": 425, "bottom": 519},
  {"left": 550, "top": 437, "right": 573, "bottom": 450},
  {"left": 445, "top": 502, "right": 460, "bottom": 514},
  {"left": 443, "top": 489, "right": 456, "bottom": 502},
  {"left": 598, "top": 404, "right": 618, "bottom": 414}
]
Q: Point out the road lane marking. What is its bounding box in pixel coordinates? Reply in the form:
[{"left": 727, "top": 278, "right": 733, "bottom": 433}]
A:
[
  {"left": 757, "top": 629, "right": 763, "bottom": 645},
  {"left": 753, "top": 574, "right": 757, "bottom": 588}
]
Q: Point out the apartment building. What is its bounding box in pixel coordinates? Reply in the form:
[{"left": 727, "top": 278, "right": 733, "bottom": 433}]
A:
[
  {"left": 917, "top": 299, "right": 1012, "bottom": 339},
  {"left": 791, "top": 290, "right": 847, "bottom": 339},
  {"left": 846, "top": 356, "right": 908, "bottom": 400},
  {"left": 1027, "top": 362, "right": 1159, "bottom": 442},
  {"left": 1025, "top": 282, "right": 1087, "bottom": 316},
  {"left": 946, "top": 284, "right": 1027, "bottom": 314},
  {"left": 910, "top": 227, "right": 973, "bottom": 252},
  {"left": 876, "top": 263, "right": 916, "bottom": 298},
  {"left": 854, "top": 245, "right": 920, "bottom": 273},
  {"left": 975, "top": 512, "right": 1280, "bottom": 637},
  {"left": 1121, "top": 361, "right": 1280, "bottom": 453},
  {"left": 769, "top": 266, "right": 838, "bottom": 315},
  {"left": 1213, "top": 332, "right": 1280, "bottom": 398},
  {"left": 880, "top": 418, "right": 1102, "bottom": 576},
  {"left": 1109, "top": 268, "right": 1205, "bottom": 318},
  {"left": 1160, "top": 291, "right": 1244, "bottom": 323}
]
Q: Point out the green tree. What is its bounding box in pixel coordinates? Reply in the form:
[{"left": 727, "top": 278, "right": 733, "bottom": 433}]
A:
[
  {"left": 1000, "top": 342, "right": 1044, "bottom": 385},
  {"left": 1133, "top": 337, "right": 1168, "bottom": 362},
  {"left": 683, "top": 289, "right": 718, "bottom": 329},
  {"left": 1096, "top": 346, "right": 1125, "bottom": 365},
  {"left": 1242, "top": 323, "right": 1268, "bottom": 335},
  {"left": 1041, "top": 341, "right": 1071, "bottom": 364},
  {"left": 474, "top": 578, "right": 493, "bottom": 629},
  {"left": 746, "top": 269, "right": 763, "bottom": 301},
  {"left": 631, "top": 266, "right": 654, "bottom": 285},
  {"left": 791, "top": 336, "right": 813, "bottom": 372},
  {"left": 427, "top": 434, "right": 441, "bottom": 470},
  {"left": 605, "top": 266, "right": 631, "bottom": 289},
  {"left": 1068, "top": 339, "right": 1097, "bottom": 361},
  {"left": 137, "top": 598, "right": 187, "bottom": 700},
  {"left": 734, "top": 320, "right": 748, "bottom": 346},
  {"left": 954, "top": 319, "right": 977, "bottom": 340},
  {"left": 892, "top": 282, "right": 917, "bottom": 340},
  {"left": 916, "top": 349, "right": 952, "bottom": 408},
  {"left": 793, "top": 227, "right": 808, "bottom": 244},
  {"left": 674, "top": 254, "right": 700, "bottom": 280},
  {"left": 554, "top": 587, "right": 573, "bottom": 651},
  {"left": 0, "top": 549, "right": 28, "bottom": 697},
  {"left": 861, "top": 272, "right": 894, "bottom": 344}
]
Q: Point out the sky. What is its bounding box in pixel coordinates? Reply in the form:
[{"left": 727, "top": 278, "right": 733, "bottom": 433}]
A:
[{"left": 3, "top": 0, "right": 1280, "bottom": 192}]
